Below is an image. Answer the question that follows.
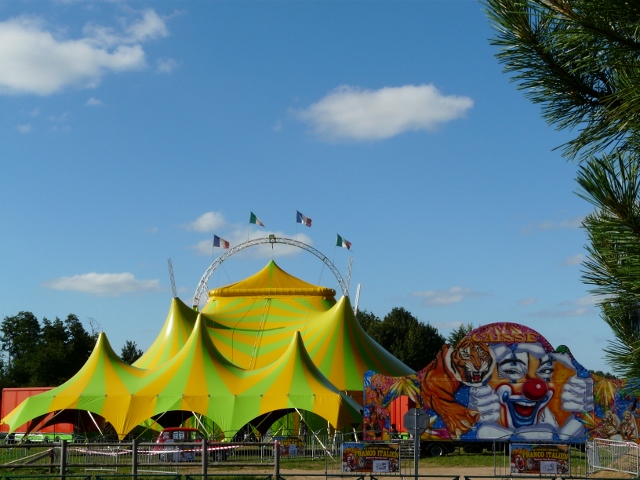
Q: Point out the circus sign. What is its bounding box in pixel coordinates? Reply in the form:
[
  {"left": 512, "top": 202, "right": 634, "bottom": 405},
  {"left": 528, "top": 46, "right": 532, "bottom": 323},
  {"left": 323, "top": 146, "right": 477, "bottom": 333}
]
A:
[{"left": 510, "top": 443, "right": 571, "bottom": 475}]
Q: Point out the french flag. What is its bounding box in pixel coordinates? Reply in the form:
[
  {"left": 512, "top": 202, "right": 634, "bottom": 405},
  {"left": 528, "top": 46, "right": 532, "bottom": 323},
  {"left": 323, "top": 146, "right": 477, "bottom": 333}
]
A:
[
  {"left": 296, "top": 211, "right": 312, "bottom": 227},
  {"left": 213, "top": 235, "right": 230, "bottom": 249}
]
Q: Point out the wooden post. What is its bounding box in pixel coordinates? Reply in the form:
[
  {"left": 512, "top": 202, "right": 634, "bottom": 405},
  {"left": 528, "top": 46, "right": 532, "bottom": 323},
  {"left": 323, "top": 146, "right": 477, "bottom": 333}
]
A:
[
  {"left": 132, "top": 438, "right": 138, "bottom": 477},
  {"left": 48, "top": 446, "right": 55, "bottom": 474},
  {"left": 201, "top": 438, "right": 208, "bottom": 476},
  {"left": 59, "top": 439, "right": 67, "bottom": 479}
]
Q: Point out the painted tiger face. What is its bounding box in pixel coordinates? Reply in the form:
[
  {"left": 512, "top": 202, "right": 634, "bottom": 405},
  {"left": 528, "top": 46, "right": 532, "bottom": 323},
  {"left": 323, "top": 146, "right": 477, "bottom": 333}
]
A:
[{"left": 448, "top": 339, "right": 495, "bottom": 386}]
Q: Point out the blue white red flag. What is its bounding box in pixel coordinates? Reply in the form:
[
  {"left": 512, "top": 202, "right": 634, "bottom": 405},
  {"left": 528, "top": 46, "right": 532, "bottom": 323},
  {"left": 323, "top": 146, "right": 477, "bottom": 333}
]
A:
[
  {"left": 213, "top": 235, "right": 230, "bottom": 249},
  {"left": 296, "top": 211, "right": 312, "bottom": 227}
]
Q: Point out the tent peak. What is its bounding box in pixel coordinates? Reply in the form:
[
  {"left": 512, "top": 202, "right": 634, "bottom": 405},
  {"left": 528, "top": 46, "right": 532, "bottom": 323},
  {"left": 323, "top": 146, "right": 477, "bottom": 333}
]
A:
[{"left": 208, "top": 261, "right": 336, "bottom": 300}]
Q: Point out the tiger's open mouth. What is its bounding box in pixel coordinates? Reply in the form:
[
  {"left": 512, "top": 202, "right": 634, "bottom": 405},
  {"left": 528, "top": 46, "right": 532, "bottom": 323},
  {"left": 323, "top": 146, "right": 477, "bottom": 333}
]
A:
[{"left": 468, "top": 371, "right": 485, "bottom": 384}]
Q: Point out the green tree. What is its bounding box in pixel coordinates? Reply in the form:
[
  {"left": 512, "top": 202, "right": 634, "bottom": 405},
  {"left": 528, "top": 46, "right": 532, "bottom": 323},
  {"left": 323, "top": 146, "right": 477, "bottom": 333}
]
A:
[
  {"left": 0, "top": 312, "right": 42, "bottom": 386},
  {"left": 373, "top": 307, "right": 444, "bottom": 371},
  {"left": 355, "top": 310, "right": 381, "bottom": 336},
  {"left": 446, "top": 323, "right": 474, "bottom": 347},
  {"left": 576, "top": 154, "right": 640, "bottom": 376},
  {"left": 486, "top": 0, "right": 640, "bottom": 162},
  {"left": 486, "top": 0, "right": 640, "bottom": 375},
  {"left": 34, "top": 317, "right": 69, "bottom": 386},
  {"left": 0, "top": 312, "right": 98, "bottom": 387},
  {"left": 120, "top": 340, "right": 144, "bottom": 365}
]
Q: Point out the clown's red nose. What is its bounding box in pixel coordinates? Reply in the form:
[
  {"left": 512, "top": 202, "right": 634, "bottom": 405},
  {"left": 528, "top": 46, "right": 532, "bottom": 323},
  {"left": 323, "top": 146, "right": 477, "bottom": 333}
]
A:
[{"left": 522, "top": 378, "right": 548, "bottom": 401}]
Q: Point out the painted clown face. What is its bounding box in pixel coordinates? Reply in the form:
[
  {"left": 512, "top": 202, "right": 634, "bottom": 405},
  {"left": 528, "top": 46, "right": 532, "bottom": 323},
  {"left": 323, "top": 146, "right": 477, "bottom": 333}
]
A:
[{"left": 489, "top": 344, "right": 555, "bottom": 429}]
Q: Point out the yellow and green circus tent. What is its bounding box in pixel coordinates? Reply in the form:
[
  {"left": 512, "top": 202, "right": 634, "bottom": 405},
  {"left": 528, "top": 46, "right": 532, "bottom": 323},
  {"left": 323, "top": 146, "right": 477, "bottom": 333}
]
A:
[
  {"left": 1, "top": 333, "right": 155, "bottom": 439},
  {"left": 2, "top": 260, "right": 412, "bottom": 439},
  {"left": 232, "top": 331, "right": 362, "bottom": 431},
  {"left": 201, "top": 261, "right": 414, "bottom": 384},
  {"left": 301, "top": 296, "right": 413, "bottom": 402},
  {"left": 133, "top": 313, "right": 244, "bottom": 436},
  {"left": 133, "top": 297, "right": 198, "bottom": 369}
]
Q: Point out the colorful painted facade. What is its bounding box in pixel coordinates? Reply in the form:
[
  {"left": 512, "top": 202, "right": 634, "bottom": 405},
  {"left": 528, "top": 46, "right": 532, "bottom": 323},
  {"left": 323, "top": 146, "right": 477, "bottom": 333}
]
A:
[{"left": 364, "top": 322, "right": 640, "bottom": 444}]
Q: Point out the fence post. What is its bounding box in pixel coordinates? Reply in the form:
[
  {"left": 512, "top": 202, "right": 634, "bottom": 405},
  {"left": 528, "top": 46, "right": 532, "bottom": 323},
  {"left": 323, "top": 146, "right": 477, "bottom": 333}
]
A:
[
  {"left": 201, "top": 438, "right": 208, "bottom": 476},
  {"left": 274, "top": 440, "right": 280, "bottom": 479},
  {"left": 132, "top": 438, "right": 138, "bottom": 478},
  {"left": 59, "top": 439, "right": 67, "bottom": 478}
]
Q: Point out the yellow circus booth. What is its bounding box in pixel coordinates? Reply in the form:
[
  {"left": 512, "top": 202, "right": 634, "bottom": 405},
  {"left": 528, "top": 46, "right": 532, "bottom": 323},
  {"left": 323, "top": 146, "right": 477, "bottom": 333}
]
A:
[{"left": 2, "top": 245, "right": 413, "bottom": 440}]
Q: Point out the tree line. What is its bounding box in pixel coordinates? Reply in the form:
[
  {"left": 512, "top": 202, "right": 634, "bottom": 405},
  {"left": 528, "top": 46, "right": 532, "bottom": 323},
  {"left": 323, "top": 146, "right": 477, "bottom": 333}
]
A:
[
  {"left": 0, "top": 312, "right": 143, "bottom": 392},
  {"left": 0, "top": 308, "right": 614, "bottom": 392},
  {"left": 356, "top": 308, "right": 471, "bottom": 371},
  {"left": 0, "top": 308, "right": 462, "bottom": 390}
]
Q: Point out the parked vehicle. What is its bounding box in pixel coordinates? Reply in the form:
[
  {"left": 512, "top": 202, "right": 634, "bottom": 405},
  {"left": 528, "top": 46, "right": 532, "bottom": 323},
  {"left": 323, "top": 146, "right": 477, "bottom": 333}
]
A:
[{"left": 155, "top": 427, "right": 232, "bottom": 461}]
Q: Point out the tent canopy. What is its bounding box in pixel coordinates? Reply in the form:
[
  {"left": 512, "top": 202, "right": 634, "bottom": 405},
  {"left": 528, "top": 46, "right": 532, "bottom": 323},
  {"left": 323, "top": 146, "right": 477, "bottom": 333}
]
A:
[{"left": 2, "top": 260, "right": 412, "bottom": 439}]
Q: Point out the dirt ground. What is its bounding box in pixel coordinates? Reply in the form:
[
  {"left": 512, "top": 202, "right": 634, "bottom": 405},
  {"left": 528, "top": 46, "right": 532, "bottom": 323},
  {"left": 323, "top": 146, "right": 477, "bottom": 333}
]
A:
[
  {"left": 210, "top": 463, "right": 640, "bottom": 480},
  {"left": 279, "top": 466, "right": 497, "bottom": 478},
  {"left": 278, "top": 466, "right": 637, "bottom": 479}
]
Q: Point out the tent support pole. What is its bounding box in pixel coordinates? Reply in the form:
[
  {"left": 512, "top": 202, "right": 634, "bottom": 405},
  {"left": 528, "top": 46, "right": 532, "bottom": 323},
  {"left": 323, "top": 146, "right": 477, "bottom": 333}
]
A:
[
  {"left": 294, "top": 408, "right": 332, "bottom": 460},
  {"left": 192, "top": 412, "right": 211, "bottom": 437},
  {"left": 87, "top": 411, "right": 103, "bottom": 436}
]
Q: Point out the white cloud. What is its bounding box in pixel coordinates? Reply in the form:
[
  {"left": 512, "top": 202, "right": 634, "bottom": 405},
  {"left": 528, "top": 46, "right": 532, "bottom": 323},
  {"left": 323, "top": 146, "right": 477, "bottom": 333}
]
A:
[
  {"left": 529, "top": 307, "right": 591, "bottom": 318},
  {"left": 82, "top": 9, "right": 168, "bottom": 47},
  {"left": 517, "top": 296, "right": 537, "bottom": 306},
  {"left": 529, "top": 295, "right": 599, "bottom": 318},
  {"left": 85, "top": 97, "right": 103, "bottom": 106},
  {"left": 185, "top": 211, "right": 226, "bottom": 232},
  {"left": 521, "top": 216, "right": 584, "bottom": 234},
  {"left": 563, "top": 253, "right": 585, "bottom": 266},
  {"left": 17, "top": 124, "right": 31, "bottom": 133},
  {"left": 0, "top": 9, "right": 169, "bottom": 96},
  {"left": 43, "top": 272, "right": 162, "bottom": 296},
  {"left": 296, "top": 84, "right": 473, "bottom": 141},
  {"left": 568, "top": 295, "right": 599, "bottom": 307},
  {"left": 412, "top": 286, "right": 484, "bottom": 307},
  {"left": 156, "top": 57, "right": 179, "bottom": 73},
  {"left": 124, "top": 9, "right": 168, "bottom": 43},
  {"left": 433, "top": 320, "right": 466, "bottom": 331}
]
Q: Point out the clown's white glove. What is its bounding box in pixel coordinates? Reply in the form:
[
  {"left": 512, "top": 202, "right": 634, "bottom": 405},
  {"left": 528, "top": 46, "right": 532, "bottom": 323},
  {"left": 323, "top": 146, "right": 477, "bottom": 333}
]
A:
[
  {"left": 561, "top": 375, "right": 594, "bottom": 412},
  {"left": 468, "top": 385, "right": 501, "bottom": 423}
]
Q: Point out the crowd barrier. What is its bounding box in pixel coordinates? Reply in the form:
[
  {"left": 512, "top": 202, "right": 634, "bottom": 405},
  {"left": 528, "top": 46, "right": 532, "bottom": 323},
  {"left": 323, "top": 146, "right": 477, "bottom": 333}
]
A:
[{"left": 0, "top": 436, "right": 598, "bottom": 479}]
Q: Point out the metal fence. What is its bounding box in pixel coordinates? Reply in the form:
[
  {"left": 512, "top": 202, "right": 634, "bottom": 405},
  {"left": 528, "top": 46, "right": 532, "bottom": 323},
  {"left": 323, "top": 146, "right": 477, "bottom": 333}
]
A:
[
  {"left": 0, "top": 437, "right": 423, "bottom": 477},
  {"left": 0, "top": 436, "right": 593, "bottom": 479},
  {"left": 586, "top": 438, "right": 640, "bottom": 476},
  {"left": 0, "top": 440, "right": 276, "bottom": 476}
]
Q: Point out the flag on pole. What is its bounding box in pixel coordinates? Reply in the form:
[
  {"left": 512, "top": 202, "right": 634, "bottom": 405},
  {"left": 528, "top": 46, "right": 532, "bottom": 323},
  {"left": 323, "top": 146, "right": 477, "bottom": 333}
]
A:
[
  {"left": 296, "top": 211, "right": 312, "bottom": 227},
  {"left": 336, "top": 234, "right": 352, "bottom": 250},
  {"left": 249, "top": 212, "right": 265, "bottom": 227},
  {"left": 213, "top": 235, "right": 230, "bottom": 249}
]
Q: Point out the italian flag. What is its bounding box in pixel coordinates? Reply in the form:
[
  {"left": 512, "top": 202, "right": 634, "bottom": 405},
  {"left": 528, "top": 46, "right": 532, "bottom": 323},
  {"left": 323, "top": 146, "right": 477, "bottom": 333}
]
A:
[
  {"left": 249, "top": 212, "right": 264, "bottom": 227},
  {"left": 336, "top": 234, "right": 351, "bottom": 250}
]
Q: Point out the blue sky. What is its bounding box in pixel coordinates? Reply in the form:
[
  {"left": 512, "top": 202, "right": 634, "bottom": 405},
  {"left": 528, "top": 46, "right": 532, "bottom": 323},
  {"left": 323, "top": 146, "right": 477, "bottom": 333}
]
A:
[{"left": 0, "top": 0, "right": 612, "bottom": 373}]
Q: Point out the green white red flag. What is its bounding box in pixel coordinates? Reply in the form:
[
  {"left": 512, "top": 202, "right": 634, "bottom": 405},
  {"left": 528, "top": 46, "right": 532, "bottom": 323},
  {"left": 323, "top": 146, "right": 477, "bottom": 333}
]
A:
[
  {"left": 249, "top": 212, "right": 264, "bottom": 227},
  {"left": 336, "top": 234, "right": 351, "bottom": 250}
]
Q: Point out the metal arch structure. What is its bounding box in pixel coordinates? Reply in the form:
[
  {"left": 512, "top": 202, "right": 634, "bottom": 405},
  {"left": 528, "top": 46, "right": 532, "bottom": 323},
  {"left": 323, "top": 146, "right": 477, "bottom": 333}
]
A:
[{"left": 192, "top": 236, "right": 349, "bottom": 309}]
